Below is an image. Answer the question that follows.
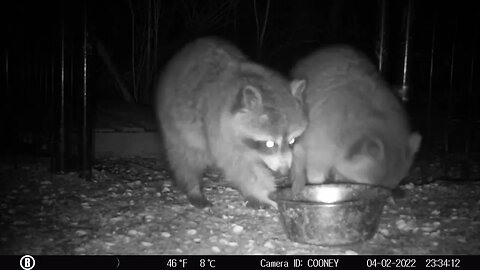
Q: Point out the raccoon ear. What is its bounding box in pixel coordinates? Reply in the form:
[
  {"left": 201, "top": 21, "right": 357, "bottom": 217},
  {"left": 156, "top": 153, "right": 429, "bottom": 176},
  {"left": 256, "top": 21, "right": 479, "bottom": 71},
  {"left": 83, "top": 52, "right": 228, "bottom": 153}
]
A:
[
  {"left": 241, "top": 85, "right": 263, "bottom": 110},
  {"left": 290, "top": 79, "right": 306, "bottom": 100}
]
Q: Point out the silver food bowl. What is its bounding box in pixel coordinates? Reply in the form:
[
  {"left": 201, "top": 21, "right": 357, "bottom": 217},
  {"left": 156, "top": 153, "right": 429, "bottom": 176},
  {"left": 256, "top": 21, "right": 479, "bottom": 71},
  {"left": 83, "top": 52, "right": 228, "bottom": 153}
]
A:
[{"left": 270, "top": 183, "right": 392, "bottom": 246}]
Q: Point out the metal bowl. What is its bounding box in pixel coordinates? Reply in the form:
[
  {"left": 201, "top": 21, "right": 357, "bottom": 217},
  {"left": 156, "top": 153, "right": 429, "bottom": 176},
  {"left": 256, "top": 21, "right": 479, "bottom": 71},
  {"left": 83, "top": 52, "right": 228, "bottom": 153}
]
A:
[{"left": 270, "top": 183, "right": 391, "bottom": 246}]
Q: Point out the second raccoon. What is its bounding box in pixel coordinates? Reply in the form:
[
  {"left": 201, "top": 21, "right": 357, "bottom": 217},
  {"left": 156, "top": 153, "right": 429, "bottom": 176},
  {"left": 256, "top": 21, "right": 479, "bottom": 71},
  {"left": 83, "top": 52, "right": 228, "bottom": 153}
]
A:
[
  {"left": 156, "top": 37, "right": 307, "bottom": 208},
  {"left": 290, "top": 46, "right": 421, "bottom": 193}
]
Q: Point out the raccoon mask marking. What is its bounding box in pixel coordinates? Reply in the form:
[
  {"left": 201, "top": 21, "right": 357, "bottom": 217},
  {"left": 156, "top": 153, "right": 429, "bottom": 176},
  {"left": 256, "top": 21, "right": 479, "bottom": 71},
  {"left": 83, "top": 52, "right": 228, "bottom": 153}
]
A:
[
  {"left": 231, "top": 83, "right": 305, "bottom": 178},
  {"left": 241, "top": 134, "right": 295, "bottom": 176},
  {"left": 155, "top": 37, "right": 307, "bottom": 209}
]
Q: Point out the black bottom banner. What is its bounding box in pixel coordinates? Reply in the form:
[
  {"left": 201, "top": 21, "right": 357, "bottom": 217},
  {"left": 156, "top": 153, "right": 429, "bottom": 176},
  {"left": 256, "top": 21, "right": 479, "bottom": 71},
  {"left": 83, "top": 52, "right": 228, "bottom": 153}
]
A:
[{"left": 4, "top": 254, "right": 478, "bottom": 270}]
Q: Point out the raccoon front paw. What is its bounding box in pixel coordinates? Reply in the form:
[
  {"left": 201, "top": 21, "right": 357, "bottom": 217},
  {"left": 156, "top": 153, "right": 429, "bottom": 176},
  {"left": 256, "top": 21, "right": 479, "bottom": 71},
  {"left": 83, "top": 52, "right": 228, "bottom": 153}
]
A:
[
  {"left": 291, "top": 180, "right": 305, "bottom": 195},
  {"left": 187, "top": 194, "right": 213, "bottom": 208}
]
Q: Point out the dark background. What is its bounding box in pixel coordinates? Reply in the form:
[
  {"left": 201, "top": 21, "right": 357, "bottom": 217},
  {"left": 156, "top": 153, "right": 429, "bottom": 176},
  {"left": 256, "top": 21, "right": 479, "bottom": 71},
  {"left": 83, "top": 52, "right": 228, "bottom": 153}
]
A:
[{"left": 1, "top": 0, "right": 479, "bottom": 167}]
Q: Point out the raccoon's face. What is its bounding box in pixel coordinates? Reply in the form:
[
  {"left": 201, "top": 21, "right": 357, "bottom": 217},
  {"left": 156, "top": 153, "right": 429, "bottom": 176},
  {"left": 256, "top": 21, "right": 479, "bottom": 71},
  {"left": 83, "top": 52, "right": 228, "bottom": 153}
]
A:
[
  {"left": 230, "top": 80, "right": 307, "bottom": 177},
  {"left": 241, "top": 127, "right": 302, "bottom": 176}
]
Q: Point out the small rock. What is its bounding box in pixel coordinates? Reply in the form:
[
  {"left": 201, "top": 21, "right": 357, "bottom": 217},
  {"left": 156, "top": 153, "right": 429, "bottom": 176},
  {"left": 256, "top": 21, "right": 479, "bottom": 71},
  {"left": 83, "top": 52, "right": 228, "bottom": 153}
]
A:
[
  {"left": 161, "top": 232, "right": 171, "bottom": 238},
  {"left": 141, "top": 241, "right": 153, "bottom": 247},
  {"left": 457, "top": 237, "right": 467, "bottom": 243},
  {"left": 187, "top": 229, "right": 197, "bottom": 236},
  {"left": 396, "top": 220, "right": 407, "bottom": 230},
  {"left": 396, "top": 219, "right": 415, "bottom": 231},
  {"left": 232, "top": 224, "right": 243, "bottom": 234},
  {"left": 421, "top": 226, "right": 435, "bottom": 232},
  {"left": 219, "top": 238, "right": 229, "bottom": 245},
  {"left": 128, "top": 229, "right": 139, "bottom": 236},
  {"left": 263, "top": 241, "right": 274, "bottom": 249},
  {"left": 345, "top": 250, "right": 358, "bottom": 255},
  {"left": 378, "top": 228, "right": 389, "bottom": 236},
  {"left": 212, "top": 246, "right": 221, "bottom": 253},
  {"left": 110, "top": 216, "right": 124, "bottom": 223},
  {"left": 76, "top": 230, "right": 88, "bottom": 236},
  {"left": 81, "top": 202, "right": 91, "bottom": 209},
  {"left": 74, "top": 247, "right": 86, "bottom": 253}
]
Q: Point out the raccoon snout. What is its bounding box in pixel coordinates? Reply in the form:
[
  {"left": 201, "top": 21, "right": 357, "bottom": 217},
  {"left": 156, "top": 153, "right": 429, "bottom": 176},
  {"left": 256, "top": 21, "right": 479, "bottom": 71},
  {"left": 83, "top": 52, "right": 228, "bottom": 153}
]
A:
[
  {"left": 259, "top": 161, "right": 291, "bottom": 187},
  {"left": 262, "top": 153, "right": 293, "bottom": 176},
  {"left": 260, "top": 161, "right": 290, "bottom": 178}
]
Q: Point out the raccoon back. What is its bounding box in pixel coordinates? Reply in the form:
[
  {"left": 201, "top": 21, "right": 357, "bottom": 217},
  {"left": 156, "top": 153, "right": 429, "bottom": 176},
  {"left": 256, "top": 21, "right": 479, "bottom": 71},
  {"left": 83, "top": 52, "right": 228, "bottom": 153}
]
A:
[{"left": 291, "top": 45, "right": 421, "bottom": 189}]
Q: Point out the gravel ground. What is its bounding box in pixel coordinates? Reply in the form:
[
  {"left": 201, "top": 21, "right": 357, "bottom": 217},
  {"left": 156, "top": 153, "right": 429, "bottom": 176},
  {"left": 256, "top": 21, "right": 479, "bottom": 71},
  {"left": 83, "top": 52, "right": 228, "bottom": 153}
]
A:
[{"left": 0, "top": 155, "right": 479, "bottom": 255}]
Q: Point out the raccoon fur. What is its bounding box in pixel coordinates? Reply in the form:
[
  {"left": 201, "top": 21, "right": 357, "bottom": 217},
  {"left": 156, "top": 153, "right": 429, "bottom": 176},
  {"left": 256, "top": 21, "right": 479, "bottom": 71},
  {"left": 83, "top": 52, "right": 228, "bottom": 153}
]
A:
[
  {"left": 155, "top": 37, "right": 307, "bottom": 208},
  {"left": 290, "top": 45, "right": 421, "bottom": 193}
]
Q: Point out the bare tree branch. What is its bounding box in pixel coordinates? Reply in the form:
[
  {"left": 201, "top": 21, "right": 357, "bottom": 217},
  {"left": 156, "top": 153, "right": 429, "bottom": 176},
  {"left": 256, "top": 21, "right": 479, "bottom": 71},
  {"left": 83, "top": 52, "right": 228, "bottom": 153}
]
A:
[
  {"left": 126, "top": 0, "right": 137, "bottom": 101},
  {"left": 96, "top": 40, "right": 134, "bottom": 103},
  {"left": 259, "top": 0, "right": 271, "bottom": 53}
]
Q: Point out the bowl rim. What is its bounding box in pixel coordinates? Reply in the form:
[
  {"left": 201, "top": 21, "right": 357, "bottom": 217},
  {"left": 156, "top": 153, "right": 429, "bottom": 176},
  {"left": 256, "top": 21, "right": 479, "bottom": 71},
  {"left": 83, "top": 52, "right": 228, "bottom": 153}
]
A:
[{"left": 270, "top": 182, "right": 392, "bottom": 204}]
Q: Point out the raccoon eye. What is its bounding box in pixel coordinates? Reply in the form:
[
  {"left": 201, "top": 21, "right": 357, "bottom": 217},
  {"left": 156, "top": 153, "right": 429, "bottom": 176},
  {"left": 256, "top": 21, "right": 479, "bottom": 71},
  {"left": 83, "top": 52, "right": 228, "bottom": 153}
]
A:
[
  {"left": 288, "top": 138, "right": 296, "bottom": 145},
  {"left": 265, "top": 140, "right": 275, "bottom": 148},
  {"left": 243, "top": 138, "right": 276, "bottom": 153}
]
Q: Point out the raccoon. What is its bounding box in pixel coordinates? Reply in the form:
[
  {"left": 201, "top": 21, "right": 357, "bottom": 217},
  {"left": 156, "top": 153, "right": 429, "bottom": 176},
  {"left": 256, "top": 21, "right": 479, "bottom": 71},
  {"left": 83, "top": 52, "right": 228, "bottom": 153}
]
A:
[
  {"left": 290, "top": 45, "right": 421, "bottom": 193},
  {"left": 155, "top": 37, "right": 307, "bottom": 208}
]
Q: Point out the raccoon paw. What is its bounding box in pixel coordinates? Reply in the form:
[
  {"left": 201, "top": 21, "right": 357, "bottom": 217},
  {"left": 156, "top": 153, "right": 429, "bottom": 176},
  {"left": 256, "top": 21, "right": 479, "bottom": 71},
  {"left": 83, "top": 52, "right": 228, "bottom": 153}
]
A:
[
  {"left": 187, "top": 194, "right": 213, "bottom": 208},
  {"left": 291, "top": 180, "right": 305, "bottom": 195}
]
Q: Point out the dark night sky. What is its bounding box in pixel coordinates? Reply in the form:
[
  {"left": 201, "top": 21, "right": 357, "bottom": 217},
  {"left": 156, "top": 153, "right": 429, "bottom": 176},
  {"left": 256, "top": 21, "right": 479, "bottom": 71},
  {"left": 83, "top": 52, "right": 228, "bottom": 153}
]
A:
[
  {"left": 2, "top": 0, "right": 479, "bottom": 138},
  {"left": 3, "top": 0, "right": 478, "bottom": 83}
]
